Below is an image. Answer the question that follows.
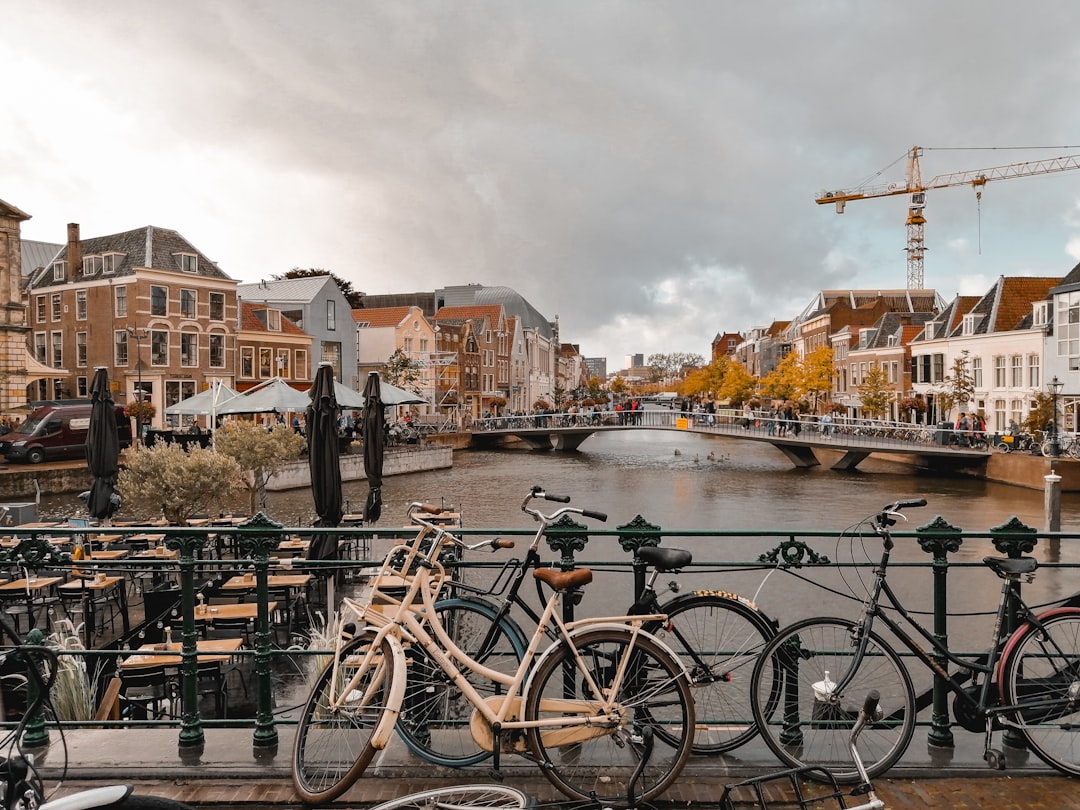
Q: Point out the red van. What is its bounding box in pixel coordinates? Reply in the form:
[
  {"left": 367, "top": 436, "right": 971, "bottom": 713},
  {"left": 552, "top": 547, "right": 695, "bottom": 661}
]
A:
[{"left": 0, "top": 401, "right": 132, "bottom": 464}]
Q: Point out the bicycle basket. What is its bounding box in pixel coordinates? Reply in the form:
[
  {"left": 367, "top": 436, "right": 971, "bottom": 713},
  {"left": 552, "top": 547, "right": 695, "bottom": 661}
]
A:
[{"left": 719, "top": 766, "right": 854, "bottom": 810}]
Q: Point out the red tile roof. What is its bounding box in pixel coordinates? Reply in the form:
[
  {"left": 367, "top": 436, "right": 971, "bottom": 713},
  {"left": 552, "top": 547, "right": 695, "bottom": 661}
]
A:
[
  {"left": 351, "top": 306, "right": 414, "bottom": 327},
  {"left": 240, "top": 302, "right": 307, "bottom": 336}
]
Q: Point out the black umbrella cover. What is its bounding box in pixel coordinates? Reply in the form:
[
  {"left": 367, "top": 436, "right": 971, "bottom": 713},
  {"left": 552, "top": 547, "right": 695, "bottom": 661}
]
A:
[
  {"left": 308, "top": 365, "right": 343, "bottom": 559},
  {"left": 86, "top": 368, "right": 121, "bottom": 519},
  {"left": 362, "top": 372, "right": 385, "bottom": 523}
]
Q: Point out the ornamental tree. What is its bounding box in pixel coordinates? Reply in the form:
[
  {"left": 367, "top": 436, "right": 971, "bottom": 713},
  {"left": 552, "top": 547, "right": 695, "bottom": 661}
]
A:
[
  {"left": 215, "top": 421, "right": 305, "bottom": 514},
  {"left": 118, "top": 442, "right": 243, "bottom": 524}
]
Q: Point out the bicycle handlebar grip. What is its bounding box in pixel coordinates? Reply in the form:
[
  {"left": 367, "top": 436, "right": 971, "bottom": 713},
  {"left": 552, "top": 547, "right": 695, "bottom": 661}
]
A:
[
  {"left": 898, "top": 498, "right": 927, "bottom": 509},
  {"left": 491, "top": 538, "right": 516, "bottom": 549},
  {"left": 417, "top": 503, "right": 444, "bottom": 514},
  {"left": 862, "top": 689, "right": 880, "bottom": 718},
  {"left": 545, "top": 493, "right": 571, "bottom": 503},
  {"left": 582, "top": 509, "right": 608, "bottom": 522}
]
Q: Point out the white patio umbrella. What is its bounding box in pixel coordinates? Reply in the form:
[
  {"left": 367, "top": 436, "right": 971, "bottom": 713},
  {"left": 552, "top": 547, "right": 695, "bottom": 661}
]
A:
[
  {"left": 217, "top": 377, "right": 311, "bottom": 414},
  {"left": 308, "top": 378, "right": 426, "bottom": 408},
  {"left": 306, "top": 379, "right": 364, "bottom": 409},
  {"left": 164, "top": 382, "right": 240, "bottom": 415}
]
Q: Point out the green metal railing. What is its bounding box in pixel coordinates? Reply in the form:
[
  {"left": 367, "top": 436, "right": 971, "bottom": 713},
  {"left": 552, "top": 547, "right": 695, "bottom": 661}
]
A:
[{"left": 1, "top": 513, "right": 1075, "bottom": 756}]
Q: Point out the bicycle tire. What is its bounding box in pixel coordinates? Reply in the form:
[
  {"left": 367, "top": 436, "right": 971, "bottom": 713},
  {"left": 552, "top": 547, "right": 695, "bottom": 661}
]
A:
[
  {"left": 292, "top": 631, "right": 398, "bottom": 804},
  {"left": 999, "top": 610, "right": 1080, "bottom": 776},
  {"left": 395, "top": 597, "right": 527, "bottom": 766},
  {"left": 647, "top": 591, "right": 777, "bottom": 753},
  {"left": 367, "top": 785, "right": 528, "bottom": 810},
  {"left": 523, "top": 628, "right": 694, "bottom": 804},
  {"left": 750, "top": 617, "right": 915, "bottom": 783}
]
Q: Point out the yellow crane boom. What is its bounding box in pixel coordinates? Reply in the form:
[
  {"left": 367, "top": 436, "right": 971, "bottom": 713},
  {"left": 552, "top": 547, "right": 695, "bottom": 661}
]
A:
[{"left": 816, "top": 146, "right": 1080, "bottom": 289}]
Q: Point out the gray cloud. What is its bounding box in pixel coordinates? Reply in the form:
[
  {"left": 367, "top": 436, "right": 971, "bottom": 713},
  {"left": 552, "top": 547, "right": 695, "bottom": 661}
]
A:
[{"left": 5, "top": 1, "right": 1080, "bottom": 366}]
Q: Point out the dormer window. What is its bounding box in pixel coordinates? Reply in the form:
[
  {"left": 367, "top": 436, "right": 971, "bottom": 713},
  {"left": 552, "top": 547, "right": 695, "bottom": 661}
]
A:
[
  {"left": 82, "top": 256, "right": 103, "bottom": 276},
  {"left": 887, "top": 334, "right": 899, "bottom": 347},
  {"left": 924, "top": 323, "right": 935, "bottom": 340},
  {"left": 267, "top": 309, "right": 281, "bottom": 331},
  {"left": 52, "top": 262, "right": 66, "bottom": 282},
  {"left": 1033, "top": 301, "right": 1049, "bottom": 327},
  {"left": 962, "top": 314, "right": 982, "bottom": 336},
  {"left": 175, "top": 253, "right": 198, "bottom": 273},
  {"left": 102, "top": 253, "right": 123, "bottom": 274}
]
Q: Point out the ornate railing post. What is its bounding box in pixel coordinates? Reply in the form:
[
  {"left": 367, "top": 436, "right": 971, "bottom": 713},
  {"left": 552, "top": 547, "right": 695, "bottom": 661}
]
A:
[
  {"left": 21, "top": 628, "right": 48, "bottom": 748},
  {"left": 169, "top": 527, "right": 208, "bottom": 749},
  {"left": 990, "top": 516, "right": 1037, "bottom": 751},
  {"left": 616, "top": 515, "right": 661, "bottom": 602},
  {"left": 758, "top": 535, "right": 831, "bottom": 745},
  {"left": 237, "top": 512, "right": 283, "bottom": 750},
  {"left": 544, "top": 511, "right": 591, "bottom": 694},
  {"left": 916, "top": 516, "right": 963, "bottom": 749}
]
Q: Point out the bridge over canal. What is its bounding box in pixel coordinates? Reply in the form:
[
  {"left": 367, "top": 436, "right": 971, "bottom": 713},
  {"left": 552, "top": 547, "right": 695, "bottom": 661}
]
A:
[{"left": 466, "top": 410, "right": 990, "bottom": 471}]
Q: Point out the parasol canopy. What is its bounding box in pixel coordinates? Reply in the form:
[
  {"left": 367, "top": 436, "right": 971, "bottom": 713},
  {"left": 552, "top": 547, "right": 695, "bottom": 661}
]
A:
[
  {"left": 164, "top": 382, "right": 240, "bottom": 415},
  {"left": 362, "top": 371, "right": 386, "bottom": 523},
  {"left": 217, "top": 377, "right": 310, "bottom": 414},
  {"left": 307, "top": 363, "right": 342, "bottom": 560},
  {"left": 85, "top": 368, "right": 121, "bottom": 520}
]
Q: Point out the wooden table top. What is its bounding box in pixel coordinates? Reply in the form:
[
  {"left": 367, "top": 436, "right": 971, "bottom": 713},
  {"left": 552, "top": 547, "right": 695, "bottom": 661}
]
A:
[
  {"left": 221, "top": 573, "right": 313, "bottom": 590},
  {"left": 277, "top": 538, "right": 310, "bottom": 550},
  {"left": 14, "top": 522, "right": 62, "bottom": 529},
  {"left": 127, "top": 533, "right": 167, "bottom": 543},
  {"left": 133, "top": 547, "right": 179, "bottom": 560},
  {"left": 88, "top": 550, "right": 128, "bottom": 560},
  {"left": 0, "top": 577, "right": 63, "bottom": 591},
  {"left": 120, "top": 637, "right": 244, "bottom": 669},
  {"left": 194, "top": 602, "right": 276, "bottom": 621},
  {"left": 59, "top": 575, "right": 124, "bottom": 591}
]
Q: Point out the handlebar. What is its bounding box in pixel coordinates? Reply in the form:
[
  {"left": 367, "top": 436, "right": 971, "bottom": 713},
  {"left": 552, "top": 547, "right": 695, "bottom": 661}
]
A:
[
  {"left": 874, "top": 498, "right": 927, "bottom": 530},
  {"left": 523, "top": 486, "right": 608, "bottom": 524}
]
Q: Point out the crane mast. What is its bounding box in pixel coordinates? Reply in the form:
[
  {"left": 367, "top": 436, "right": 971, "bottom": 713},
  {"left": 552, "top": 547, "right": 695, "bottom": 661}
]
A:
[{"left": 816, "top": 146, "right": 1080, "bottom": 289}]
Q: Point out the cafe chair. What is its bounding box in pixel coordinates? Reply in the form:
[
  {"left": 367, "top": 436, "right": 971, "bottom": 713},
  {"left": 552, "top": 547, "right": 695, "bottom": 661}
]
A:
[
  {"left": 119, "top": 666, "right": 176, "bottom": 720},
  {"left": 206, "top": 615, "right": 252, "bottom": 645}
]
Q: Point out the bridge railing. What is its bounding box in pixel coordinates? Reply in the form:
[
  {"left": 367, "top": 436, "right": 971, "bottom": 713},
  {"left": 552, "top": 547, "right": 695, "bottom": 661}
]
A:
[{"left": 6, "top": 515, "right": 1073, "bottom": 762}]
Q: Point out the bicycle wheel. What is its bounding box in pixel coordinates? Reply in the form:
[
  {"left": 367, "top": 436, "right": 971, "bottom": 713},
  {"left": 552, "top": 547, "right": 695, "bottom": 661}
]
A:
[
  {"left": 367, "top": 785, "right": 527, "bottom": 810},
  {"left": 524, "top": 628, "right": 694, "bottom": 805},
  {"left": 750, "top": 617, "right": 915, "bottom": 782},
  {"left": 292, "top": 631, "right": 398, "bottom": 804},
  {"left": 396, "top": 597, "right": 527, "bottom": 766},
  {"left": 1000, "top": 610, "right": 1080, "bottom": 776},
  {"left": 649, "top": 591, "right": 776, "bottom": 753}
]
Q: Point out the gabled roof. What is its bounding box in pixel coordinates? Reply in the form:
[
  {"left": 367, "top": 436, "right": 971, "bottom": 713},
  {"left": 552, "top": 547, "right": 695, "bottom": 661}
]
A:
[
  {"left": 433, "top": 304, "right": 504, "bottom": 325},
  {"left": 20, "top": 240, "right": 62, "bottom": 277},
  {"left": 237, "top": 275, "right": 336, "bottom": 304},
  {"left": 914, "top": 294, "right": 981, "bottom": 341},
  {"left": 856, "top": 312, "right": 936, "bottom": 350},
  {"left": 799, "top": 289, "right": 941, "bottom": 321},
  {"left": 239, "top": 302, "right": 308, "bottom": 337},
  {"left": 30, "top": 226, "right": 231, "bottom": 289},
  {"left": 0, "top": 199, "right": 31, "bottom": 221},
  {"left": 944, "top": 276, "right": 1057, "bottom": 337},
  {"left": 352, "top": 306, "right": 414, "bottom": 328}
]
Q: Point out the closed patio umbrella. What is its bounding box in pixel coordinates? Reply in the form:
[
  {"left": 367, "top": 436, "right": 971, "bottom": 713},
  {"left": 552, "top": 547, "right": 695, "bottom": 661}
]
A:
[
  {"left": 307, "top": 363, "right": 342, "bottom": 561},
  {"left": 85, "top": 367, "right": 120, "bottom": 522},
  {"left": 362, "top": 371, "right": 385, "bottom": 524}
]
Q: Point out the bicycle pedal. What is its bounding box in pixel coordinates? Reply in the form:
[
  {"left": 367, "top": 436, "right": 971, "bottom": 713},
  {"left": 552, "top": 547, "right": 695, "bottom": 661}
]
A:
[{"left": 984, "top": 748, "right": 1007, "bottom": 770}]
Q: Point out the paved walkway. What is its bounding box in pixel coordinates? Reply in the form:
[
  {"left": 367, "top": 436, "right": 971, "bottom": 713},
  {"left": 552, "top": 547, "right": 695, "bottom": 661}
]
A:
[{"left": 33, "top": 728, "right": 1080, "bottom": 808}]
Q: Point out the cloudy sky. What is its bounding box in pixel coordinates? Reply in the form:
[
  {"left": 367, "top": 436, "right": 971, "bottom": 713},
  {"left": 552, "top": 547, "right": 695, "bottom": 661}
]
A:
[{"left": 5, "top": 2, "right": 1080, "bottom": 368}]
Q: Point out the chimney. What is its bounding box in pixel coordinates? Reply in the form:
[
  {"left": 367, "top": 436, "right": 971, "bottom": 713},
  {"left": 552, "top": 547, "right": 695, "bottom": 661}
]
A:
[{"left": 66, "top": 223, "right": 81, "bottom": 279}]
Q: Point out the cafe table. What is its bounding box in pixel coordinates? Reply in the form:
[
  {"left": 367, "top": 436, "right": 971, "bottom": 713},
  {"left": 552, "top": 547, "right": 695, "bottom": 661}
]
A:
[
  {"left": 0, "top": 576, "right": 63, "bottom": 632},
  {"left": 220, "top": 573, "right": 312, "bottom": 595},
  {"left": 58, "top": 574, "right": 130, "bottom": 639},
  {"left": 88, "top": 549, "right": 128, "bottom": 561},
  {"left": 119, "top": 637, "right": 245, "bottom": 670}
]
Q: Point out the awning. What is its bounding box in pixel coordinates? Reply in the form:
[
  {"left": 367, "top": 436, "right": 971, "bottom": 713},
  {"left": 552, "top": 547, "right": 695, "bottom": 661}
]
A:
[{"left": 24, "top": 350, "right": 69, "bottom": 384}]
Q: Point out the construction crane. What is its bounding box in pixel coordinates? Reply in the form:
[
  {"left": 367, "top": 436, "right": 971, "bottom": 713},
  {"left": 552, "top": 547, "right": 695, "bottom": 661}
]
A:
[{"left": 816, "top": 146, "right": 1080, "bottom": 289}]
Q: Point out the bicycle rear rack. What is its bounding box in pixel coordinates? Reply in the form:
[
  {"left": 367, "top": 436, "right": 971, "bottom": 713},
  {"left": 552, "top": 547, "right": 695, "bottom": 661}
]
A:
[{"left": 719, "top": 766, "right": 861, "bottom": 810}]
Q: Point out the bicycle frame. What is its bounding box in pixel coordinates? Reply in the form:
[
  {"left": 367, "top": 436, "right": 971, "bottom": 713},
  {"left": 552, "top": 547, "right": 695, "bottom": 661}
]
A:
[{"left": 329, "top": 518, "right": 673, "bottom": 754}]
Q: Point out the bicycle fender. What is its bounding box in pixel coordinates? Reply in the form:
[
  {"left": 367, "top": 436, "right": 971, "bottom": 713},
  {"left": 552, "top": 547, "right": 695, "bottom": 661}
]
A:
[
  {"left": 41, "top": 785, "right": 133, "bottom": 810},
  {"left": 995, "top": 606, "right": 1080, "bottom": 698},
  {"left": 369, "top": 633, "right": 408, "bottom": 750},
  {"left": 523, "top": 623, "right": 692, "bottom": 702}
]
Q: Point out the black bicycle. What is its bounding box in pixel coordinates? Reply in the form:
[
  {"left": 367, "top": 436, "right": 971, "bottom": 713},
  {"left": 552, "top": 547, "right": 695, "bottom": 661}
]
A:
[
  {"left": 394, "top": 485, "right": 778, "bottom": 766},
  {"left": 750, "top": 498, "right": 1080, "bottom": 782}
]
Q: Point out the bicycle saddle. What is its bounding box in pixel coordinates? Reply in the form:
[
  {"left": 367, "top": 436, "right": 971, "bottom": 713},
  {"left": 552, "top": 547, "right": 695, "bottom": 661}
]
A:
[
  {"left": 534, "top": 567, "right": 593, "bottom": 591},
  {"left": 982, "top": 556, "right": 1037, "bottom": 578},
  {"left": 637, "top": 546, "right": 693, "bottom": 572}
]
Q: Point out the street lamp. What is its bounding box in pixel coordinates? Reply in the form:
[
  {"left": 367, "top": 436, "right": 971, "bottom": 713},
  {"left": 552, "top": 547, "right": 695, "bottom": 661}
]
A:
[
  {"left": 127, "top": 327, "right": 148, "bottom": 444},
  {"left": 1048, "top": 375, "right": 1064, "bottom": 458}
]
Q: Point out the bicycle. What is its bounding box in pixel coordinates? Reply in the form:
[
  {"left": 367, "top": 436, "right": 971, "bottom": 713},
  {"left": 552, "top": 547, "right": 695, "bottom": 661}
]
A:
[
  {"left": 720, "top": 691, "right": 884, "bottom": 810},
  {"left": 0, "top": 619, "right": 193, "bottom": 810},
  {"left": 395, "top": 486, "right": 777, "bottom": 766},
  {"left": 290, "top": 498, "right": 696, "bottom": 806},
  {"left": 749, "top": 498, "right": 1080, "bottom": 782},
  {"left": 366, "top": 784, "right": 527, "bottom": 810}
]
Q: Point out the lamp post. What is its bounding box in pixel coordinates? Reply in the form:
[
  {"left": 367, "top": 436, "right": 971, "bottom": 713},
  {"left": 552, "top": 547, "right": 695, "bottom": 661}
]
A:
[
  {"left": 127, "top": 327, "right": 148, "bottom": 444},
  {"left": 1048, "top": 375, "right": 1064, "bottom": 458}
]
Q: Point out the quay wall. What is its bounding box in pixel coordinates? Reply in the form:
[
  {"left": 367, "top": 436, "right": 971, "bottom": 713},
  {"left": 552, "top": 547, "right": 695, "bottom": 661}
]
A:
[{"left": 0, "top": 445, "right": 453, "bottom": 499}]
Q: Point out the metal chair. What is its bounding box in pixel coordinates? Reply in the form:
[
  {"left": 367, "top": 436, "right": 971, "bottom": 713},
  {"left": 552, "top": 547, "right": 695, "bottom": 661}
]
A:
[{"left": 118, "top": 666, "right": 176, "bottom": 720}]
